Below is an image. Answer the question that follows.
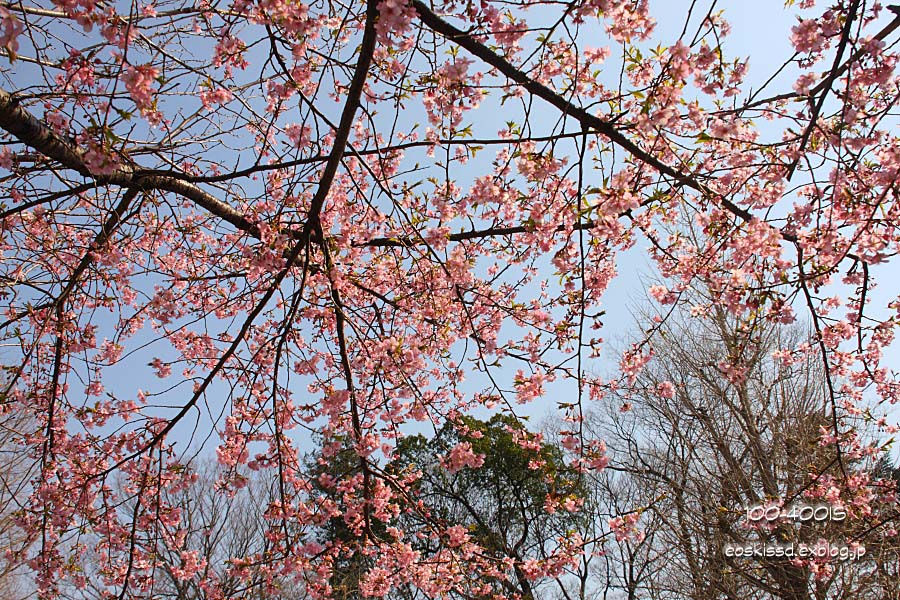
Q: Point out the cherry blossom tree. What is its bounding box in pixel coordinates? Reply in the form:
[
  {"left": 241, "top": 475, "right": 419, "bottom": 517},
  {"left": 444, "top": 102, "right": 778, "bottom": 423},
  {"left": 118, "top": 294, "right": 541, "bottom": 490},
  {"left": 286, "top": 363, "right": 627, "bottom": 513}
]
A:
[{"left": 0, "top": 0, "right": 899, "bottom": 597}]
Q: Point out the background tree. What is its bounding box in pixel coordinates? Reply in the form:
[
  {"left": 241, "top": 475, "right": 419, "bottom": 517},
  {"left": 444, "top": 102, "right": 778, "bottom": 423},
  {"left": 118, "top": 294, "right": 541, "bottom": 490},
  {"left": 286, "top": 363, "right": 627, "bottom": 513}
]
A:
[
  {"left": 388, "top": 414, "right": 588, "bottom": 600},
  {"left": 587, "top": 292, "right": 900, "bottom": 600},
  {"left": 0, "top": 389, "right": 32, "bottom": 600},
  {"left": 304, "top": 437, "right": 384, "bottom": 600},
  {"left": 61, "top": 460, "right": 304, "bottom": 600},
  {"left": 300, "top": 415, "right": 588, "bottom": 600}
]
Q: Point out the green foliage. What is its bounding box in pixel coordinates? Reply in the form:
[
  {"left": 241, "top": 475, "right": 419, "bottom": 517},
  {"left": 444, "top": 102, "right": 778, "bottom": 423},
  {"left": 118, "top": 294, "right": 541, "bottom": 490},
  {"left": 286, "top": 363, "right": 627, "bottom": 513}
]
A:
[
  {"left": 390, "top": 414, "right": 586, "bottom": 558},
  {"left": 307, "top": 417, "right": 587, "bottom": 599}
]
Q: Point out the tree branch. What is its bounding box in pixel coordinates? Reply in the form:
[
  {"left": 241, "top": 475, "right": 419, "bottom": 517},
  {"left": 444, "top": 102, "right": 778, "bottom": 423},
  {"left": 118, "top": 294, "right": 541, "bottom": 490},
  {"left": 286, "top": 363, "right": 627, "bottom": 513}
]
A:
[{"left": 411, "top": 1, "right": 794, "bottom": 240}]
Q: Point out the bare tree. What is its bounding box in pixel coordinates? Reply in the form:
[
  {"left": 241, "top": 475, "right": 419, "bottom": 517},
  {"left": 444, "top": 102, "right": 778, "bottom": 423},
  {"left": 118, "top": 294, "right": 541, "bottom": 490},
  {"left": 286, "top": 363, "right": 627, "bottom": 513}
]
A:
[
  {"left": 586, "top": 293, "right": 899, "bottom": 600},
  {"left": 0, "top": 381, "right": 37, "bottom": 600},
  {"left": 62, "top": 460, "right": 304, "bottom": 600}
]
